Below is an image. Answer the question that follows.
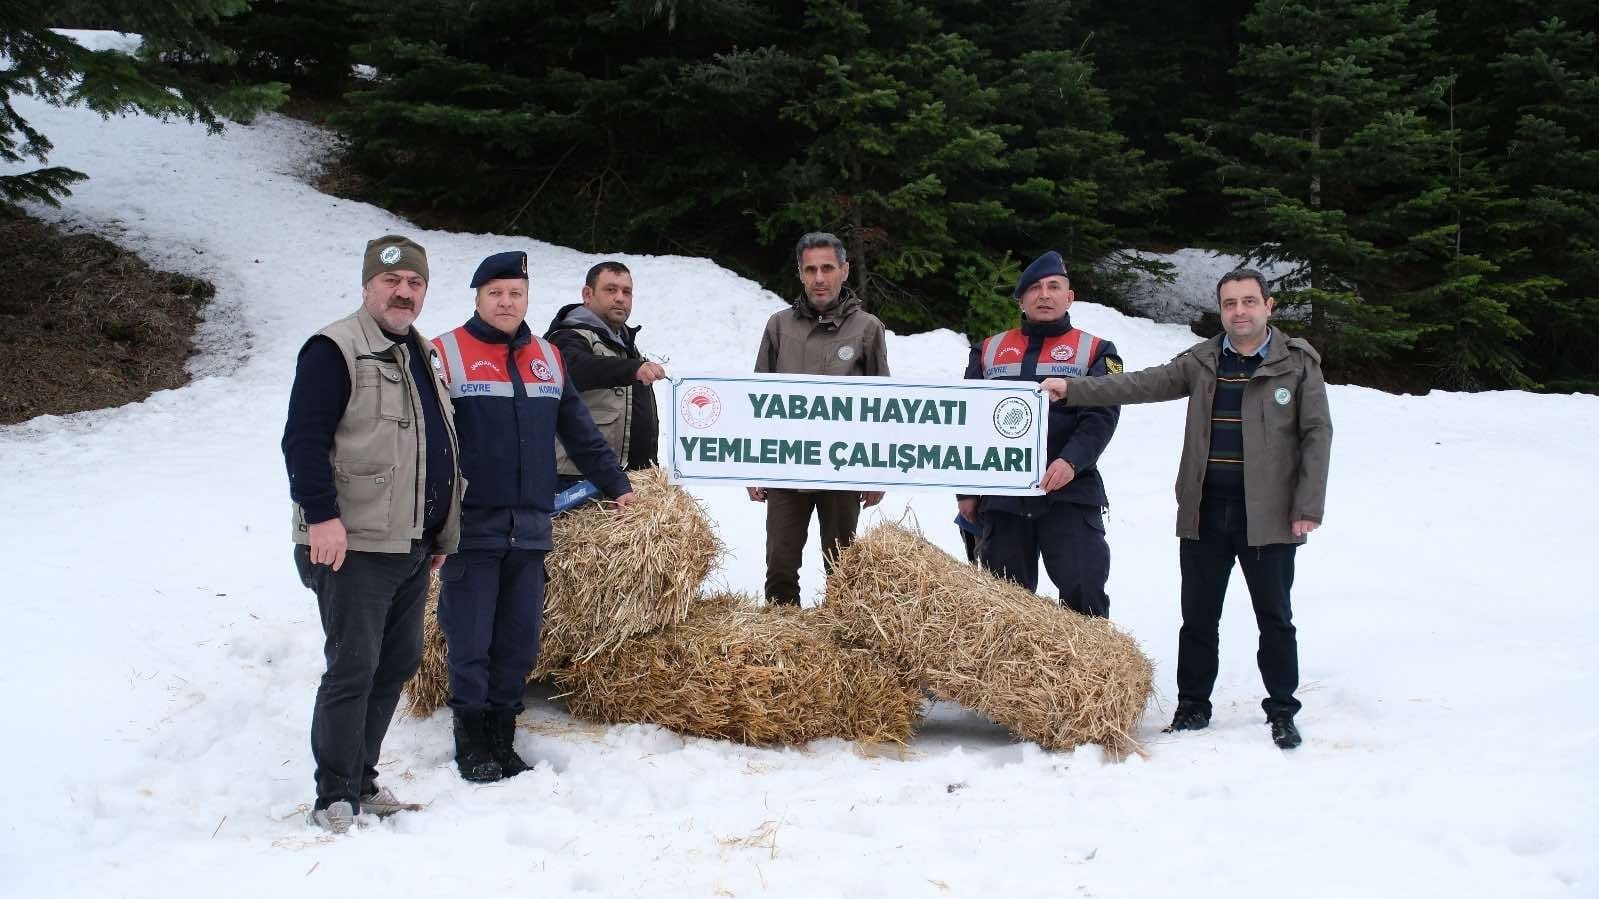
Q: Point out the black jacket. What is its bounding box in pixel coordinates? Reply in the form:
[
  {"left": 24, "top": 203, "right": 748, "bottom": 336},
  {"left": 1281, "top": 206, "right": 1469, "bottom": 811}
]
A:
[{"left": 544, "top": 303, "right": 660, "bottom": 470}]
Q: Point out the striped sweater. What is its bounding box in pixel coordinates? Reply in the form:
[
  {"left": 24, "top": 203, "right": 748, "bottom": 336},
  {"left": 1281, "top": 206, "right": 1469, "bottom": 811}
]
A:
[{"left": 1203, "top": 347, "right": 1263, "bottom": 498}]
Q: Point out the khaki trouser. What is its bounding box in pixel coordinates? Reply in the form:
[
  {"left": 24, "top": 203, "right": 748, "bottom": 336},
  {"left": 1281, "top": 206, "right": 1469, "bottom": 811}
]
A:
[{"left": 764, "top": 489, "right": 861, "bottom": 605}]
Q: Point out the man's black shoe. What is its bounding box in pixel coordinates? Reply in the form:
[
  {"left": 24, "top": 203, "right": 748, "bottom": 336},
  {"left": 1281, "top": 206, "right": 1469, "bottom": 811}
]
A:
[
  {"left": 1163, "top": 702, "right": 1211, "bottom": 733},
  {"left": 1269, "top": 715, "right": 1302, "bottom": 750}
]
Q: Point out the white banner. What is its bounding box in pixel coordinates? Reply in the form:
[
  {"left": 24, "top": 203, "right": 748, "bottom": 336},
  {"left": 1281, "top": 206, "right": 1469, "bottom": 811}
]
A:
[{"left": 667, "top": 373, "right": 1046, "bottom": 494}]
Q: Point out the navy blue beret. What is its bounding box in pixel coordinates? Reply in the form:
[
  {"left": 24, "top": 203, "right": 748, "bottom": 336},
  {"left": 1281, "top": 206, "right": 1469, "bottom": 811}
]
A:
[
  {"left": 469, "top": 251, "right": 529, "bottom": 288},
  {"left": 1013, "top": 250, "right": 1068, "bottom": 298}
]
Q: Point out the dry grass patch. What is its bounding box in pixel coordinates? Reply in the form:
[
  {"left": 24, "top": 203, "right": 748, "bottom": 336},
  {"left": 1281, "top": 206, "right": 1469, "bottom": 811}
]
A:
[{"left": 0, "top": 203, "right": 212, "bottom": 423}]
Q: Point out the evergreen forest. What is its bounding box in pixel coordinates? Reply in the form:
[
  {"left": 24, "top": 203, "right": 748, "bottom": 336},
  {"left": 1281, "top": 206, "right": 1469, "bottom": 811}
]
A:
[{"left": 8, "top": 0, "right": 1597, "bottom": 391}]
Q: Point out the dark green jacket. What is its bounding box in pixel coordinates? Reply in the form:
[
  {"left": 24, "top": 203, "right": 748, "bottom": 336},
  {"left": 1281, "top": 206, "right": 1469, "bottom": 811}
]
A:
[
  {"left": 753, "top": 290, "right": 890, "bottom": 377},
  {"left": 1066, "top": 327, "right": 1332, "bottom": 546}
]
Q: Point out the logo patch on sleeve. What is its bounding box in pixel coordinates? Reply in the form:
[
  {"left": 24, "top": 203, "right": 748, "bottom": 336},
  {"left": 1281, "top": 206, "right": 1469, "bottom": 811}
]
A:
[{"left": 1106, "top": 358, "right": 1123, "bottom": 374}]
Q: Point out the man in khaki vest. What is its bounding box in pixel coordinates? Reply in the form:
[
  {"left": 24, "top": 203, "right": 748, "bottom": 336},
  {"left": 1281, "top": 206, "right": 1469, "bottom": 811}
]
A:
[
  {"left": 545, "top": 260, "right": 664, "bottom": 484},
  {"left": 282, "top": 235, "right": 463, "bottom": 833},
  {"left": 748, "top": 232, "right": 890, "bottom": 606}
]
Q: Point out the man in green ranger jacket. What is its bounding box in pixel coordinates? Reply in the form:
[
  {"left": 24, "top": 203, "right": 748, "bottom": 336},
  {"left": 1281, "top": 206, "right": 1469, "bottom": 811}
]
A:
[
  {"left": 748, "top": 232, "right": 890, "bottom": 606},
  {"left": 1045, "top": 269, "right": 1332, "bottom": 750}
]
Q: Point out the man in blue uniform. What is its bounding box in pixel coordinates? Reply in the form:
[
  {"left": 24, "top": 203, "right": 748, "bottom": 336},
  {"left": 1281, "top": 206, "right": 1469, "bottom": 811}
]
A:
[
  {"left": 432, "top": 251, "right": 635, "bottom": 783},
  {"left": 957, "top": 251, "right": 1122, "bottom": 617}
]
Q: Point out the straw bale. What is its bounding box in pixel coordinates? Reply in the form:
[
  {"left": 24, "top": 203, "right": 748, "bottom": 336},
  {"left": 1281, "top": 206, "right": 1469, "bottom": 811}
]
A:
[
  {"left": 543, "top": 467, "right": 723, "bottom": 665},
  {"left": 820, "top": 522, "right": 1153, "bottom": 757},
  {"left": 404, "top": 467, "right": 722, "bottom": 717},
  {"left": 557, "top": 593, "right": 922, "bottom": 746}
]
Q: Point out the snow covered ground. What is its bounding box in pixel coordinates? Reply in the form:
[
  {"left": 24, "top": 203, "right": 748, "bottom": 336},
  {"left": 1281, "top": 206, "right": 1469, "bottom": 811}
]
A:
[{"left": 2, "top": 33, "right": 1596, "bottom": 898}]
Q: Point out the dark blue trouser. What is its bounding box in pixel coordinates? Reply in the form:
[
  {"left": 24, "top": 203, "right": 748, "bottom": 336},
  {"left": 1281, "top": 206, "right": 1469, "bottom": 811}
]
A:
[
  {"left": 295, "top": 542, "right": 430, "bottom": 811},
  {"left": 1177, "top": 496, "right": 1301, "bottom": 719},
  {"left": 438, "top": 547, "right": 547, "bottom": 714},
  {"left": 979, "top": 502, "right": 1111, "bottom": 617}
]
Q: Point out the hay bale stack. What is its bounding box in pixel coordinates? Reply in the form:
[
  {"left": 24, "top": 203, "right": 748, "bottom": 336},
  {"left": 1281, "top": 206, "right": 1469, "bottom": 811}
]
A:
[
  {"left": 557, "top": 593, "right": 922, "bottom": 746},
  {"left": 403, "top": 467, "right": 722, "bottom": 717},
  {"left": 820, "top": 522, "right": 1153, "bottom": 757}
]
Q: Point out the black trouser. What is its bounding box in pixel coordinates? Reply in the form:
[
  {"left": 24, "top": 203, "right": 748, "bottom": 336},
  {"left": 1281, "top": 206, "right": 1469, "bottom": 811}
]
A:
[
  {"left": 1177, "top": 497, "right": 1301, "bottom": 719},
  {"left": 437, "top": 547, "right": 547, "bottom": 713},
  {"left": 295, "top": 542, "right": 430, "bottom": 811},
  {"left": 764, "top": 489, "right": 860, "bottom": 605},
  {"left": 979, "top": 502, "right": 1111, "bottom": 618}
]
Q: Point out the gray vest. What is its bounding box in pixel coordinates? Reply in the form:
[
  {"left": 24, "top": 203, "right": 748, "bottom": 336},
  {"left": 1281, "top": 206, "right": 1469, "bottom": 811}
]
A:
[
  {"left": 554, "top": 328, "right": 634, "bottom": 477},
  {"left": 290, "top": 309, "right": 463, "bottom": 554}
]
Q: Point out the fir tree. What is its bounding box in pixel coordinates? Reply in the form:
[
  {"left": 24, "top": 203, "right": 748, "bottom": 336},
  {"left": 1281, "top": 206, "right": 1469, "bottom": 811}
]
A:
[
  {"left": 1486, "top": 14, "right": 1599, "bottom": 390},
  {"left": 760, "top": 11, "right": 1011, "bottom": 328},
  {"left": 202, "top": 0, "right": 363, "bottom": 97},
  {"left": 0, "top": 0, "right": 286, "bottom": 205},
  {"left": 1173, "top": 0, "right": 1478, "bottom": 380}
]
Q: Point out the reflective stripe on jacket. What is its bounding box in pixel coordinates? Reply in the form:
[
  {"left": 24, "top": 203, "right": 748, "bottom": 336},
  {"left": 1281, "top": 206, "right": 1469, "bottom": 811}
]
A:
[
  {"left": 433, "top": 314, "right": 628, "bottom": 552},
  {"left": 980, "top": 327, "right": 1102, "bottom": 380},
  {"left": 964, "top": 315, "right": 1121, "bottom": 511}
]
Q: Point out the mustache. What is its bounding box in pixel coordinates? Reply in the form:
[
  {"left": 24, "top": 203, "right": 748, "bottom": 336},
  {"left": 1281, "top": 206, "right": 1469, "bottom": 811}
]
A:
[{"left": 386, "top": 297, "right": 416, "bottom": 309}]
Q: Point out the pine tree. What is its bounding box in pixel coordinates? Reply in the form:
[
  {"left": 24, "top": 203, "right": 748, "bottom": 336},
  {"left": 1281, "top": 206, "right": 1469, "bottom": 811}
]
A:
[
  {"left": 761, "top": 0, "right": 1166, "bottom": 336},
  {"left": 0, "top": 0, "right": 286, "bottom": 205},
  {"left": 1075, "top": 0, "right": 1250, "bottom": 237},
  {"left": 1172, "top": 0, "right": 1490, "bottom": 382},
  {"left": 202, "top": 0, "right": 364, "bottom": 97},
  {"left": 1484, "top": 14, "right": 1599, "bottom": 390},
  {"left": 758, "top": 4, "right": 1012, "bottom": 328},
  {"left": 982, "top": 40, "right": 1173, "bottom": 320},
  {"left": 329, "top": 0, "right": 1166, "bottom": 341},
  {"left": 334, "top": 0, "right": 792, "bottom": 253}
]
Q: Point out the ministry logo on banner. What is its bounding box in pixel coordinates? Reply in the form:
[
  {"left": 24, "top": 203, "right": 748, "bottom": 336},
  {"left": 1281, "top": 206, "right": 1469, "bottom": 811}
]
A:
[
  {"left": 992, "top": 397, "right": 1034, "bottom": 439},
  {"left": 681, "top": 386, "right": 722, "bottom": 429}
]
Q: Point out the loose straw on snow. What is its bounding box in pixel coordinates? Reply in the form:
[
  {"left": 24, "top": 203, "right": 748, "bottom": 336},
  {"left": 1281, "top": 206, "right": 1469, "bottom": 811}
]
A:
[
  {"left": 557, "top": 593, "right": 921, "bottom": 746},
  {"left": 404, "top": 467, "right": 722, "bottom": 717},
  {"left": 820, "top": 521, "right": 1153, "bottom": 757},
  {"left": 406, "top": 573, "right": 450, "bottom": 718}
]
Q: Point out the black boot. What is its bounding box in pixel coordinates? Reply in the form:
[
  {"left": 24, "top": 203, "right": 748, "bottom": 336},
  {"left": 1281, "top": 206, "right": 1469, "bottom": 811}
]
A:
[
  {"left": 1163, "top": 700, "right": 1211, "bottom": 733},
  {"left": 452, "top": 710, "right": 504, "bottom": 783},
  {"left": 489, "top": 710, "right": 531, "bottom": 777},
  {"left": 1269, "top": 714, "right": 1302, "bottom": 750}
]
